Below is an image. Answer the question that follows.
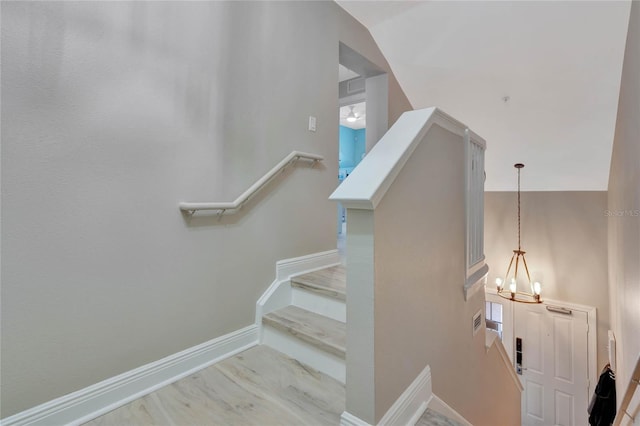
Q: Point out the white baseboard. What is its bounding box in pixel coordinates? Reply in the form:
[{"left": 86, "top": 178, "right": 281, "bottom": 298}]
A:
[
  {"left": 1, "top": 325, "right": 259, "bottom": 426},
  {"left": 276, "top": 249, "right": 341, "bottom": 281},
  {"left": 428, "top": 394, "right": 472, "bottom": 426},
  {"left": 340, "top": 411, "right": 373, "bottom": 426},
  {"left": 256, "top": 249, "right": 341, "bottom": 330},
  {"left": 378, "top": 365, "right": 432, "bottom": 426},
  {"left": 341, "top": 367, "right": 436, "bottom": 426}
]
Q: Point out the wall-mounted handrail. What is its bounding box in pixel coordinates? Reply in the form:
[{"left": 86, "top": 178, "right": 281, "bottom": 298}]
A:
[
  {"left": 614, "top": 355, "right": 640, "bottom": 425},
  {"left": 179, "top": 151, "right": 323, "bottom": 215}
]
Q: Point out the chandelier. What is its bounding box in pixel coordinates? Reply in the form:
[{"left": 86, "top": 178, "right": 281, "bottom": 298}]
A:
[{"left": 495, "top": 163, "right": 542, "bottom": 303}]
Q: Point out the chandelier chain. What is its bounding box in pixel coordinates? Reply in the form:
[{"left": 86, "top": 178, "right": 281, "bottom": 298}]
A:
[{"left": 517, "top": 166, "right": 521, "bottom": 251}]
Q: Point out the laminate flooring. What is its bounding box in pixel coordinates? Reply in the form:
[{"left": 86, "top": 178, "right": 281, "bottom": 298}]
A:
[{"left": 84, "top": 346, "right": 345, "bottom": 426}]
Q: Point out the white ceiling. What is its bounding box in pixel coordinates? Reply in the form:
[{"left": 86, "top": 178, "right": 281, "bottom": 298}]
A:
[
  {"left": 336, "top": 1, "right": 631, "bottom": 191},
  {"left": 340, "top": 102, "right": 366, "bottom": 130}
]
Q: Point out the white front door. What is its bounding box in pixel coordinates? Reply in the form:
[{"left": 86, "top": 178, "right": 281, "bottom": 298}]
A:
[{"left": 516, "top": 303, "right": 590, "bottom": 426}]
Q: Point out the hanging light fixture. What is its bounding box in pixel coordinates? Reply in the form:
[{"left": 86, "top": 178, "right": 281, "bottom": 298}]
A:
[
  {"left": 346, "top": 105, "right": 357, "bottom": 122},
  {"left": 495, "top": 163, "right": 542, "bottom": 303}
]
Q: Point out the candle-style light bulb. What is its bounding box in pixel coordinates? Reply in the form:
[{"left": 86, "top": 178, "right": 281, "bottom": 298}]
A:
[
  {"left": 509, "top": 278, "right": 517, "bottom": 294},
  {"left": 533, "top": 281, "right": 542, "bottom": 295},
  {"left": 495, "top": 277, "right": 503, "bottom": 289}
]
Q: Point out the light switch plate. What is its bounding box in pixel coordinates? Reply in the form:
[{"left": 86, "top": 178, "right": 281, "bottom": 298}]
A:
[{"left": 308, "top": 116, "right": 317, "bottom": 132}]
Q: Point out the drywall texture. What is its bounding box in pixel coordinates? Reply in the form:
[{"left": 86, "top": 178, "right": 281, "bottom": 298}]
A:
[
  {"left": 0, "top": 1, "right": 412, "bottom": 417},
  {"left": 372, "top": 125, "right": 521, "bottom": 425},
  {"left": 485, "top": 191, "right": 610, "bottom": 368},
  {"left": 608, "top": 0, "right": 640, "bottom": 401}
]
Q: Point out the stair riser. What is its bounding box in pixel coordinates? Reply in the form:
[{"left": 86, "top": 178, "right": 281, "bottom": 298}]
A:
[
  {"left": 292, "top": 287, "right": 346, "bottom": 323},
  {"left": 262, "top": 326, "right": 345, "bottom": 384}
]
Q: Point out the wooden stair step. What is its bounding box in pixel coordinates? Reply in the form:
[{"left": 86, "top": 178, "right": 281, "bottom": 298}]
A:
[
  {"left": 291, "top": 265, "right": 346, "bottom": 301},
  {"left": 262, "top": 306, "right": 346, "bottom": 359}
]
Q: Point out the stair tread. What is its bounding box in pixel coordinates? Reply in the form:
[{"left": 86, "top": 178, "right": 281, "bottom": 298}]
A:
[
  {"left": 291, "top": 265, "right": 346, "bottom": 301},
  {"left": 263, "top": 306, "right": 346, "bottom": 359}
]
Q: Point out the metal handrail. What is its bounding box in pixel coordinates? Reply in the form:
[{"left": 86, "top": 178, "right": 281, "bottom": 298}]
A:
[
  {"left": 179, "top": 150, "right": 323, "bottom": 215},
  {"left": 614, "top": 355, "right": 640, "bottom": 425}
]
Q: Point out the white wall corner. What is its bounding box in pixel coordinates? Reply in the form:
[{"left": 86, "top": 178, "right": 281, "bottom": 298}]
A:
[
  {"left": 1, "top": 325, "right": 259, "bottom": 426},
  {"left": 377, "top": 365, "right": 432, "bottom": 426},
  {"left": 341, "top": 411, "right": 374, "bottom": 426}
]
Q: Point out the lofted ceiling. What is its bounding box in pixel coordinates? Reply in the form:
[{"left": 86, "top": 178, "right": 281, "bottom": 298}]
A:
[{"left": 336, "top": 1, "right": 632, "bottom": 191}]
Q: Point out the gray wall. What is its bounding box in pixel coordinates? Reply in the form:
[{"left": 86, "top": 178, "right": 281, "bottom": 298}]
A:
[
  {"left": 485, "top": 192, "right": 610, "bottom": 368},
  {"left": 608, "top": 0, "right": 640, "bottom": 399},
  {"left": 0, "top": 1, "right": 412, "bottom": 417}
]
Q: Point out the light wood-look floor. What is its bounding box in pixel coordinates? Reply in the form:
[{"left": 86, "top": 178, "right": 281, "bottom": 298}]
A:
[{"left": 84, "top": 346, "right": 345, "bottom": 426}]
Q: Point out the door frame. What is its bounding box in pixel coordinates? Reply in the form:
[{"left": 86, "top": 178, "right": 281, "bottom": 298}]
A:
[{"left": 485, "top": 290, "right": 598, "bottom": 397}]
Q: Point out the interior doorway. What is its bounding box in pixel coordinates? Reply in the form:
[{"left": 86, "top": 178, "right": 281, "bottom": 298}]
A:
[
  {"left": 336, "top": 43, "right": 388, "bottom": 254},
  {"left": 338, "top": 103, "right": 366, "bottom": 238}
]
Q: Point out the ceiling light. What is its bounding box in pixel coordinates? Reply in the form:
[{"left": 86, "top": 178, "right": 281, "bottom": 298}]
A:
[
  {"left": 346, "top": 106, "right": 357, "bottom": 122},
  {"left": 495, "top": 163, "right": 542, "bottom": 304}
]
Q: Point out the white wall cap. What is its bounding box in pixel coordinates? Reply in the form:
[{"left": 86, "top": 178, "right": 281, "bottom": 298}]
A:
[{"left": 329, "top": 107, "right": 485, "bottom": 210}]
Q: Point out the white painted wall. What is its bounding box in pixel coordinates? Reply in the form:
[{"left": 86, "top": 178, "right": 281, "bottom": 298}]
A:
[
  {"left": 0, "top": 2, "right": 411, "bottom": 417},
  {"left": 608, "top": 0, "right": 640, "bottom": 406}
]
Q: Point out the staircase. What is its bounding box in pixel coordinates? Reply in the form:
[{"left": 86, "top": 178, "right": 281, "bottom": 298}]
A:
[
  {"left": 261, "top": 265, "right": 347, "bottom": 383},
  {"left": 259, "top": 264, "right": 469, "bottom": 426}
]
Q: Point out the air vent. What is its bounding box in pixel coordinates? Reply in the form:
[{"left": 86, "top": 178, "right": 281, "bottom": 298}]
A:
[
  {"left": 473, "top": 310, "right": 483, "bottom": 336},
  {"left": 347, "top": 78, "right": 365, "bottom": 94}
]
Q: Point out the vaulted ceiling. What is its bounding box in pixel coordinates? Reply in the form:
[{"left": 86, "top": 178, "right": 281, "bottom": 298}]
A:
[{"left": 336, "top": 1, "right": 632, "bottom": 191}]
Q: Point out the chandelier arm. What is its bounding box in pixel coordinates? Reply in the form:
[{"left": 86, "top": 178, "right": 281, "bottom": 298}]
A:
[
  {"left": 521, "top": 255, "right": 532, "bottom": 282},
  {"left": 514, "top": 253, "right": 520, "bottom": 281},
  {"left": 504, "top": 252, "right": 517, "bottom": 282},
  {"left": 521, "top": 254, "right": 532, "bottom": 290}
]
